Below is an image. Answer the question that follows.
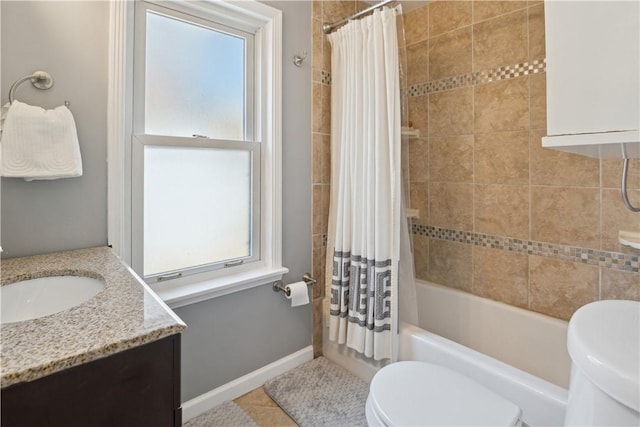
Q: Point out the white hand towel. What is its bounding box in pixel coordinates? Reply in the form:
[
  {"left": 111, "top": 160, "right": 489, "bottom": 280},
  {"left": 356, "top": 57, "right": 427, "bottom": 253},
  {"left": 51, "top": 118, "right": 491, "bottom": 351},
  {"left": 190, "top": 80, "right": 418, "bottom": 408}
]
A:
[
  {"left": 0, "top": 103, "right": 9, "bottom": 136},
  {"left": 0, "top": 100, "right": 82, "bottom": 180}
]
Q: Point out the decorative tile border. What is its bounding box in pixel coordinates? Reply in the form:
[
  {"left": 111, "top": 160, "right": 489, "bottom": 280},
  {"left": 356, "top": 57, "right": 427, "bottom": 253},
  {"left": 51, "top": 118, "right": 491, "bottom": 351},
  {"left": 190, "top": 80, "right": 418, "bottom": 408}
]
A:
[
  {"left": 406, "top": 58, "right": 546, "bottom": 97},
  {"left": 322, "top": 59, "right": 545, "bottom": 94},
  {"left": 412, "top": 223, "right": 640, "bottom": 273},
  {"left": 321, "top": 70, "right": 332, "bottom": 85}
]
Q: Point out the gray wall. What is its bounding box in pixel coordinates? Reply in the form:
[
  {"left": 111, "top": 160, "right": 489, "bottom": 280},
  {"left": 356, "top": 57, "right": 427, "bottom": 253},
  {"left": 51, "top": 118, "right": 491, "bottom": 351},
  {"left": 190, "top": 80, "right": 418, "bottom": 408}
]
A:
[
  {"left": 0, "top": 0, "right": 312, "bottom": 402},
  {"left": 1, "top": 1, "right": 109, "bottom": 258}
]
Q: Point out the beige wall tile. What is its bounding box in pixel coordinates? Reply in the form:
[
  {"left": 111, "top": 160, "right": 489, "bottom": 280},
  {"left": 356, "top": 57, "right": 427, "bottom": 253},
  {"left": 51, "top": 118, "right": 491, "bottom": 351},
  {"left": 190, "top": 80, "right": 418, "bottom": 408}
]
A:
[
  {"left": 474, "top": 77, "right": 529, "bottom": 133},
  {"left": 313, "top": 18, "right": 324, "bottom": 69},
  {"left": 313, "top": 299, "right": 324, "bottom": 357},
  {"left": 402, "top": 138, "right": 411, "bottom": 183},
  {"left": 323, "top": 1, "right": 356, "bottom": 24},
  {"left": 429, "top": 135, "right": 474, "bottom": 182},
  {"left": 530, "top": 256, "right": 598, "bottom": 320},
  {"left": 321, "top": 84, "right": 331, "bottom": 134},
  {"left": 312, "top": 68, "right": 323, "bottom": 83},
  {"left": 410, "top": 182, "right": 429, "bottom": 224},
  {"left": 528, "top": 3, "right": 546, "bottom": 61},
  {"left": 312, "top": 133, "right": 324, "bottom": 184},
  {"left": 322, "top": 134, "right": 331, "bottom": 184},
  {"left": 473, "top": 1, "right": 528, "bottom": 23},
  {"left": 602, "top": 189, "right": 640, "bottom": 252},
  {"left": 530, "top": 128, "right": 600, "bottom": 187},
  {"left": 312, "top": 246, "right": 326, "bottom": 299},
  {"left": 313, "top": 1, "right": 322, "bottom": 20},
  {"left": 473, "top": 9, "right": 528, "bottom": 72},
  {"left": 529, "top": 73, "right": 547, "bottom": 130},
  {"left": 312, "top": 184, "right": 323, "bottom": 235},
  {"left": 312, "top": 233, "right": 326, "bottom": 249},
  {"left": 321, "top": 185, "right": 330, "bottom": 233},
  {"left": 409, "top": 95, "right": 429, "bottom": 133},
  {"left": 475, "top": 131, "right": 529, "bottom": 185},
  {"left": 473, "top": 246, "right": 529, "bottom": 308},
  {"left": 601, "top": 269, "right": 640, "bottom": 302},
  {"left": 355, "top": 1, "right": 369, "bottom": 13},
  {"left": 413, "top": 234, "right": 429, "bottom": 281},
  {"left": 312, "top": 83, "right": 322, "bottom": 133},
  {"left": 409, "top": 138, "right": 429, "bottom": 183},
  {"left": 429, "top": 1, "right": 472, "bottom": 38},
  {"left": 427, "top": 238, "right": 473, "bottom": 292},
  {"left": 312, "top": 184, "right": 330, "bottom": 235},
  {"left": 428, "top": 27, "right": 472, "bottom": 81},
  {"left": 323, "top": 29, "right": 332, "bottom": 71},
  {"left": 429, "top": 87, "right": 474, "bottom": 136},
  {"left": 475, "top": 184, "right": 529, "bottom": 239},
  {"left": 407, "top": 41, "right": 429, "bottom": 86},
  {"left": 602, "top": 158, "right": 640, "bottom": 189},
  {"left": 404, "top": 5, "right": 429, "bottom": 46},
  {"left": 531, "top": 186, "right": 600, "bottom": 248},
  {"left": 429, "top": 182, "right": 473, "bottom": 230}
]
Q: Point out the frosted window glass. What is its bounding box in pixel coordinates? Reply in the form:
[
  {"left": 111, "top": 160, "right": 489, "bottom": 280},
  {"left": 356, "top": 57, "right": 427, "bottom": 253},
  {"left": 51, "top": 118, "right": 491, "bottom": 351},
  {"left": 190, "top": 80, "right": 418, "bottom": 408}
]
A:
[
  {"left": 145, "top": 11, "right": 245, "bottom": 139},
  {"left": 143, "top": 145, "right": 252, "bottom": 276}
]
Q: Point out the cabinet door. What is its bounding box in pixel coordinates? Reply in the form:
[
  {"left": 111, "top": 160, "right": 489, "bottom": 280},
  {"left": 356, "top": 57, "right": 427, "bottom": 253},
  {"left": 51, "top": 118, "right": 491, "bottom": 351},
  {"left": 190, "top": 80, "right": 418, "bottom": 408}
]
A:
[
  {"left": 1, "top": 335, "right": 181, "bottom": 427},
  {"left": 545, "top": 1, "right": 639, "bottom": 136}
]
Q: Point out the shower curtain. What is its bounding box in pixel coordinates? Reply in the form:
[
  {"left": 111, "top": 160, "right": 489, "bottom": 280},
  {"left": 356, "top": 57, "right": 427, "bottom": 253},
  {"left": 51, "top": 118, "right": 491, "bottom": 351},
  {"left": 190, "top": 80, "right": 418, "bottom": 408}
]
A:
[{"left": 326, "top": 7, "right": 401, "bottom": 361}]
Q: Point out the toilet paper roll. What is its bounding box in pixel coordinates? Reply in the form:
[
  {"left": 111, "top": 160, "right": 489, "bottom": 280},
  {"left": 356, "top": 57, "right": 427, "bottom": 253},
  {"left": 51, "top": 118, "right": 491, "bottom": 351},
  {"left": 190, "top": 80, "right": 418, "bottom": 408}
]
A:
[{"left": 285, "top": 281, "right": 310, "bottom": 307}]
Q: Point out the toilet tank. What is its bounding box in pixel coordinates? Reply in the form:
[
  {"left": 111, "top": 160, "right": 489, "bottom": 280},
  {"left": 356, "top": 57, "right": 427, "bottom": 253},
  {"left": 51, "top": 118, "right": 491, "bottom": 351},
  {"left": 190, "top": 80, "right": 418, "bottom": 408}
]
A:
[{"left": 564, "top": 300, "right": 640, "bottom": 426}]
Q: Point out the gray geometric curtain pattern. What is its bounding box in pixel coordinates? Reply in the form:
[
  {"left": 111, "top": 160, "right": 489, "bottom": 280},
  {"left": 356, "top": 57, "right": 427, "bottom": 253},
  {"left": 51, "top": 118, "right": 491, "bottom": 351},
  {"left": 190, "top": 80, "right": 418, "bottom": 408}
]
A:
[{"left": 330, "top": 250, "right": 392, "bottom": 333}]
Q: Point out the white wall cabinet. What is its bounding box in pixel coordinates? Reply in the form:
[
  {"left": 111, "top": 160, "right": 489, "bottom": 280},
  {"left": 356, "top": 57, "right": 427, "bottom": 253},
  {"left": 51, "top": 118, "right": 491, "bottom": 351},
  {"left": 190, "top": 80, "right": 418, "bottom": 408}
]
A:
[{"left": 542, "top": 1, "right": 639, "bottom": 158}]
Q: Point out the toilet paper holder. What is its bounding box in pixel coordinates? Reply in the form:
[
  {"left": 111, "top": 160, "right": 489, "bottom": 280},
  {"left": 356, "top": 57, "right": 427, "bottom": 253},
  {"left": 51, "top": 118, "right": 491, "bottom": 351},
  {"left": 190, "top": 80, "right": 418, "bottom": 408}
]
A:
[{"left": 273, "top": 273, "right": 316, "bottom": 296}]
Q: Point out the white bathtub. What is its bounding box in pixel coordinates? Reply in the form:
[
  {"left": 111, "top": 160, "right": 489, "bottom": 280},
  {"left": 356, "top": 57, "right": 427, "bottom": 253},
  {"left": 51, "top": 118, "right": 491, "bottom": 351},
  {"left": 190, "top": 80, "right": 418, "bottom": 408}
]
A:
[
  {"left": 401, "top": 281, "right": 570, "bottom": 426},
  {"left": 324, "top": 280, "right": 571, "bottom": 426},
  {"left": 415, "top": 280, "right": 571, "bottom": 388}
]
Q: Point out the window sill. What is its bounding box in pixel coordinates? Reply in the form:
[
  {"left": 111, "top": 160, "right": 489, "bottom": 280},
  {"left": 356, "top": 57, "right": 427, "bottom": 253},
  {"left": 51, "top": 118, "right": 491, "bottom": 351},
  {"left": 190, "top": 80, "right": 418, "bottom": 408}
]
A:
[{"left": 152, "top": 266, "right": 289, "bottom": 309}]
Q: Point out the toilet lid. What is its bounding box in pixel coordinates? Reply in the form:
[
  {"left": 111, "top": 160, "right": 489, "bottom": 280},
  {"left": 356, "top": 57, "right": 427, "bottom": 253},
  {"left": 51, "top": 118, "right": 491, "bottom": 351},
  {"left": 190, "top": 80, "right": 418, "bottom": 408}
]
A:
[{"left": 369, "top": 361, "right": 521, "bottom": 426}]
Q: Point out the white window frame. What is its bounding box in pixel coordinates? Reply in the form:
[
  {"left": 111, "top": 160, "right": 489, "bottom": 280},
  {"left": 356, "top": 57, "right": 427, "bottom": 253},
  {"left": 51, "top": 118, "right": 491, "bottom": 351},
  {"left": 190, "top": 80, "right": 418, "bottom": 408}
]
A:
[
  {"left": 132, "top": 2, "right": 261, "bottom": 281},
  {"left": 107, "top": 0, "right": 285, "bottom": 308}
]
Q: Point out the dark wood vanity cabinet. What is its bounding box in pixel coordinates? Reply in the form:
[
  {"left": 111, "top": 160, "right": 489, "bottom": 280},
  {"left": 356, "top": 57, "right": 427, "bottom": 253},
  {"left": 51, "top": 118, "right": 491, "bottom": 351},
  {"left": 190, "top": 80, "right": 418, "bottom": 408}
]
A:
[{"left": 1, "top": 334, "right": 181, "bottom": 427}]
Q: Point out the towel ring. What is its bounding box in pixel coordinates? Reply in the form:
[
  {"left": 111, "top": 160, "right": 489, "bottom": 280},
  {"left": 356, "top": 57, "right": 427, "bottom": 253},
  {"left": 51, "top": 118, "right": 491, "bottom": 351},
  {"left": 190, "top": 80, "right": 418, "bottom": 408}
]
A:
[{"left": 8, "top": 71, "right": 54, "bottom": 104}]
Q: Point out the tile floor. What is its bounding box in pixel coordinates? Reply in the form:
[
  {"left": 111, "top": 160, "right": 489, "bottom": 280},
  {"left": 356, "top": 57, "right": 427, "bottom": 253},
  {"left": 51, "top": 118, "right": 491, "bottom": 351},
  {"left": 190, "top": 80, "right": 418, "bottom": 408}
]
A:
[{"left": 234, "top": 387, "right": 298, "bottom": 427}]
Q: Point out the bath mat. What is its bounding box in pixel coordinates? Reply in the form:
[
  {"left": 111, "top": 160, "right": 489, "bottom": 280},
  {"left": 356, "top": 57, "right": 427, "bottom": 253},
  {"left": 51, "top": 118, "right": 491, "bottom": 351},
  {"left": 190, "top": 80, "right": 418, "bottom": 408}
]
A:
[
  {"left": 183, "top": 401, "right": 258, "bottom": 427},
  {"left": 265, "top": 356, "right": 369, "bottom": 427}
]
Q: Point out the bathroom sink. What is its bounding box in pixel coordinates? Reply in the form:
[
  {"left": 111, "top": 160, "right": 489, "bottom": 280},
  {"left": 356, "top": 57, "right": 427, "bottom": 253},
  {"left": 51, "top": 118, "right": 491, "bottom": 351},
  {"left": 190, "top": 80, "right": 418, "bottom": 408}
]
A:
[{"left": 0, "top": 275, "right": 105, "bottom": 324}]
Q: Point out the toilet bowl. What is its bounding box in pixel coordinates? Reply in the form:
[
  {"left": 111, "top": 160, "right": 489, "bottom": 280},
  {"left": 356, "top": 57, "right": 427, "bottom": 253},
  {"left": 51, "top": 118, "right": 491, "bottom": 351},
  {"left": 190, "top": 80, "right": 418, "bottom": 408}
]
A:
[{"left": 365, "top": 361, "right": 522, "bottom": 426}]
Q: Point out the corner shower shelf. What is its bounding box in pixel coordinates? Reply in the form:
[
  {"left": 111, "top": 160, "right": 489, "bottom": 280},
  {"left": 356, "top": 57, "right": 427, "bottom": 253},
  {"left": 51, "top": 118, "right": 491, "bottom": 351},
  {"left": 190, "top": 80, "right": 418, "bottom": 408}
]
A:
[
  {"left": 402, "top": 127, "right": 420, "bottom": 138},
  {"left": 406, "top": 208, "right": 419, "bottom": 219}
]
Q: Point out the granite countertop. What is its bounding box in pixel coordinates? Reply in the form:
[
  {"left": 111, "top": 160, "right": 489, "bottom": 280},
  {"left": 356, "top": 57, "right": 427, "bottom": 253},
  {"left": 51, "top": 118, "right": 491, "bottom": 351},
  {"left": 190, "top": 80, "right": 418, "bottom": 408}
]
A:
[{"left": 0, "top": 246, "right": 186, "bottom": 388}]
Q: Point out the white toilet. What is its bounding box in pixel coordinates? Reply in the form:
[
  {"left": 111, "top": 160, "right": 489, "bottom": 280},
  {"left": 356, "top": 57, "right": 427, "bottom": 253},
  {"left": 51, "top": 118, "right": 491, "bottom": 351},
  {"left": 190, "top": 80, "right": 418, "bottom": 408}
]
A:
[
  {"left": 366, "top": 361, "right": 522, "bottom": 426},
  {"left": 366, "top": 300, "right": 640, "bottom": 427}
]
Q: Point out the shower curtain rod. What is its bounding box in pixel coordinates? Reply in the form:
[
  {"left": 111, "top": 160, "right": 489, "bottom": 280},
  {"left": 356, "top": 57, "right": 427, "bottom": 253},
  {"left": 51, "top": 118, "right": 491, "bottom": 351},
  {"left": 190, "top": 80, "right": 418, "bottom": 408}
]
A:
[{"left": 323, "top": 0, "right": 396, "bottom": 34}]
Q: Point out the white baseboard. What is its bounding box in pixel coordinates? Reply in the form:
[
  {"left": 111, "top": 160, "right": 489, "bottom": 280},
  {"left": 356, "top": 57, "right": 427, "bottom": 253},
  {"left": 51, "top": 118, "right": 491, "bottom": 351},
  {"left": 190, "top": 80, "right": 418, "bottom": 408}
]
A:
[{"left": 182, "top": 345, "right": 313, "bottom": 422}]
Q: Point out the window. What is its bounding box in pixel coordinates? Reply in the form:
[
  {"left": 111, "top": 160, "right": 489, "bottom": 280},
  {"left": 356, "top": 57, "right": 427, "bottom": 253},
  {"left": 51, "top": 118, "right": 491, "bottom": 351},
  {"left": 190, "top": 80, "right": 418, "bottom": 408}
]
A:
[
  {"left": 108, "top": 0, "right": 284, "bottom": 304},
  {"left": 138, "top": 141, "right": 259, "bottom": 277},
  {"left": 133, "top": 2, "right": 260, "bottom": 281}
]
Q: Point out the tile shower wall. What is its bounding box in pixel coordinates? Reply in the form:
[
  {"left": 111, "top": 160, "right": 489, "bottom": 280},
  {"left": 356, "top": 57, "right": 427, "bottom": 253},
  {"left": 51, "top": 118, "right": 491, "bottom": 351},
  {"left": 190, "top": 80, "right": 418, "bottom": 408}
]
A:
[
  {"left": 312, "top": 1, "right": 640, "bottom": 347},
  {"left": 404, "top": 0, "right": 639, "bottom": 321}
]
